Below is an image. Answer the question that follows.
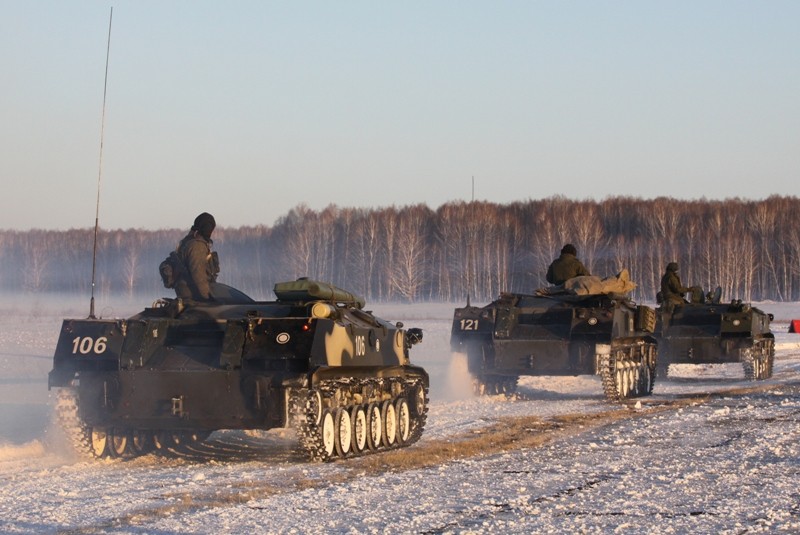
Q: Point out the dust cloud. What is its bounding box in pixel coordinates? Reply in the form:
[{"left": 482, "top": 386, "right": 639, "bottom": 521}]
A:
[{"left": 443, "top": 351, "right": 474, "bottom": 401}]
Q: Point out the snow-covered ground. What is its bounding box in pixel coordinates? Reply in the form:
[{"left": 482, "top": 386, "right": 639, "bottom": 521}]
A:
[{"left": 1, "top": 296, "right": 799, "bottom": 534}]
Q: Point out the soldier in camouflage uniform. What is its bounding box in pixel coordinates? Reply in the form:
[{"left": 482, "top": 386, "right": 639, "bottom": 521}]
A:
[
  {"left": 546, "top": 244, "right": 591, "bottom": 285},
  {"left": 660, "top": 262, "right": 690, "bottom": 307},
  {"left": 174, "top": 212, "right": 220, "bottom": 302}
]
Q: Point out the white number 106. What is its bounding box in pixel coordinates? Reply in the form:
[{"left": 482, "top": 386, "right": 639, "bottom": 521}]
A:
[{"left": 71, "top": 336, "right": 108, "bottom": 355}]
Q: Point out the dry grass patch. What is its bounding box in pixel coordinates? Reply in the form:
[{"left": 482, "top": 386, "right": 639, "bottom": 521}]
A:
[
  {"left": 353, "top": 408, "right": 635, "bottom": 474},
  {"left": 349, "top": 381, "right": 797, "bottom": 474}
]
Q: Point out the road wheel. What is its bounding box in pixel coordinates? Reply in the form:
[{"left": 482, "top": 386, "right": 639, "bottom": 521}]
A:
[
  {"left": 152, "top": 431, "right": 173, "bottom": 451},
  {"left": 351, "top": 405, "right": 367, "bottom": 453},
  {"left": 366, "top": 403, "right": 382, "bottom": 451},
  {"left": 628, "top": 367, "right": 637, "bottom": 396},
  {"left": 131, "top": 430, "right": 153, "bottom": 455},
  {"left": 639, "top": 364, "right": 654, "bottom": 396},
  {"left": 90, "top": 428, "right": 109, "bottom": 458},
  {"left": 109, "top": 429, "right": 130, "bottom": 458},
  {"left": 395, "top": 398, "right": 410, "bottom": 444},
  {"left": 334, "top": 408, "right": 352, "bottom": 457},
  {"left": 382, "top": 400, "right": 397, "bottom": 447},
  {"left": 320, "top": 410, "right": 336, "bottom": 458},
  {"left": 472, "top": 376, "right": 487, "bottom": 396},
  {"left": 412, "top": 384, "right": 426, "bottom": 416},
  {"left": 502, "top": 377, "right": 519, "bottom": 396},
  {"left": 614, "top": 368, "right": 626, "bottom": 398}
]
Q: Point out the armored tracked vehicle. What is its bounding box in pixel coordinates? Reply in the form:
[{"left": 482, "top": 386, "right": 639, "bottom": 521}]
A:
[
  {"left": 655, "top": 288, "right": 774, "bottom": 380},
  {"left": 451, "top": 288, "right": 658, "bottom": 401},
  {"left": 49, "top": 279, "right": 428, "bottom": 462}
]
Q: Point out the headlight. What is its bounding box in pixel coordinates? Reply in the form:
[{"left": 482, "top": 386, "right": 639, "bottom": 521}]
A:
[
  {"left": 311, "top": 302, "right": 336, "bottom": 318},
  {"left": 732, "top": 319, "right": 741, "bottom": 326},
  {"left": 588, "top": 317, "right": 598, "bottom": 326}
]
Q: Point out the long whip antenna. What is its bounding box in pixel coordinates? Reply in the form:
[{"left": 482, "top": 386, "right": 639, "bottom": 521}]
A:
[
  {"left": 466, "top": 176, "right": 474, "bottom": 307},
  {"left": 89, "top": 7, "right": 113, "bottom": 319}
]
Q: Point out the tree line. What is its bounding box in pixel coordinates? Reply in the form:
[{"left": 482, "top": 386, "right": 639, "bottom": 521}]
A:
[{"left": 1, "top": 196, "right": 797, "bottom": 303}]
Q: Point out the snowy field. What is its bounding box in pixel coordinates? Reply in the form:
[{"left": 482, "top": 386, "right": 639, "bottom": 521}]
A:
[{"left": 1, "top": 295, "right": 799, "bottom": 534}]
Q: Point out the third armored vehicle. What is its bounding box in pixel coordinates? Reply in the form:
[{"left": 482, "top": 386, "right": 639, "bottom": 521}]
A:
[
  {"left": 451, "top": 278, "right": 658, "bottom": 401},
  {"left": 655, "top": 288, "right": 775, "bottom": 380},
  {"left": 49, "top": 279, "right": 428, "bottom": 462}
]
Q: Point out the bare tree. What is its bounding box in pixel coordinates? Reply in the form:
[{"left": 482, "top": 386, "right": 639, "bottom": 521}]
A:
[
  {"left": 21, "top": 231, "right": 51, "bottom": 292},
  {"left": 390, "top": 206, "right": 431, "bottom": 301},
  {"left": 571, "top": 201, "right": 606, "bottom": 275},
  {"left": 750, "top": 200, "right": 781, "bottom": 300}
]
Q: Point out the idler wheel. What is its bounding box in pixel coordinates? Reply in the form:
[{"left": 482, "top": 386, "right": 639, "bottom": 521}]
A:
[{"left": 307, "top": 390, "right": 323, "bottom": 426}]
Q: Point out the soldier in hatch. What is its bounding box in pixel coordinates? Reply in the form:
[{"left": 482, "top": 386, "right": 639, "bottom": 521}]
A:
[
  {"left": 546, "top": 243, "right": 591, "bottom": 285},
  {"left": 174, "top": 212, "right": 220, "bottom": 302}
]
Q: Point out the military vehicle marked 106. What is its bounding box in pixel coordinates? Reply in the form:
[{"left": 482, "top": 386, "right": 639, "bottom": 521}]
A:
[
  {"left": 655, "top": 287, "right": 775, "bottom": 380},
  {"left": 49, "top": 279, "right": 428, "bottom": 462},
  {"left": 451, "top": 274, "right": 658, "bottom": 402}
]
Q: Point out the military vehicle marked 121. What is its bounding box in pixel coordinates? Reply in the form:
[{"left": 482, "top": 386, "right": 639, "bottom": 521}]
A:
[
  {"left": 49, "top": 279, "right": 428, "bottom": 462},
  {"left": 655, "top": 287, "right": 775, "bottom": 380},
  {"left": 451, "top": 273, "right": 658, "bottom": 402}
]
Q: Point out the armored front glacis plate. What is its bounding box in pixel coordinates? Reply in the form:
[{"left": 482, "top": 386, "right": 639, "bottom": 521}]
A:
[
  {"left": 49, "top": 279, "right": 428, "bottom": 462},
  {"left": 450, "top": 291, "right": 658, "bottom": 401}
]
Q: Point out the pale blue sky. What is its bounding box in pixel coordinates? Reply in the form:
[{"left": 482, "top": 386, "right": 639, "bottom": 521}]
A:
[{"left": 2, "top": 1, "right": 798, "bottom": 230}]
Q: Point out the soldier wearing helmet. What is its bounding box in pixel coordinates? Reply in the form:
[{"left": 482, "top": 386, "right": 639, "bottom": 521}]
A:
[
  {"left": 660, "top": 262, "right": 690, "bottom": 306},
  {"left": 546, "top": 243, "right": 591, "bottom": 285}
]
